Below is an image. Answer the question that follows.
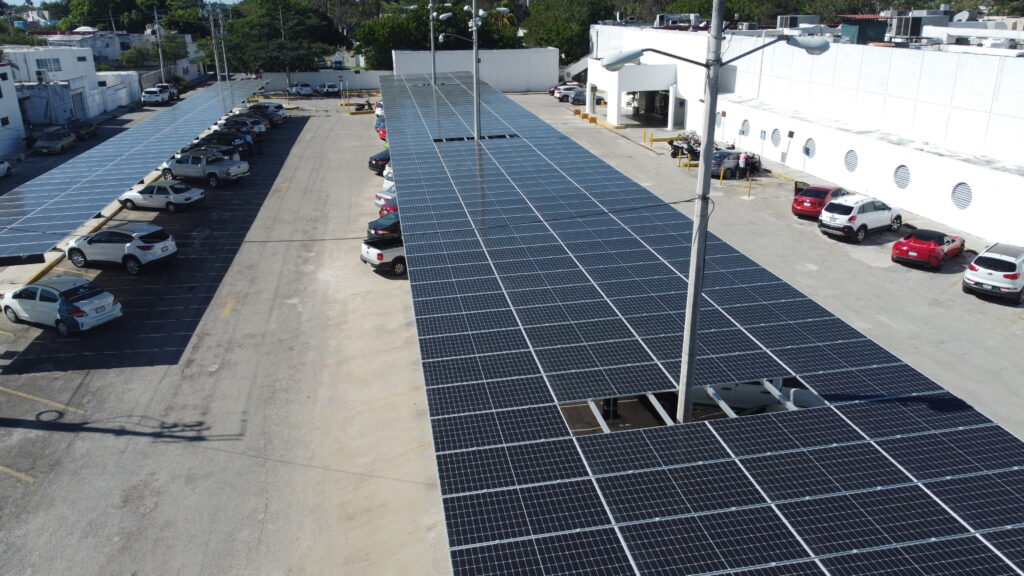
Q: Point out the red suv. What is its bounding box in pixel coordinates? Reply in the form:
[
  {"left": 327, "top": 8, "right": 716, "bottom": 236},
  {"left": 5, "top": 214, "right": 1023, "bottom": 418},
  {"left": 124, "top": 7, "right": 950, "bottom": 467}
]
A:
[{"left": 792, "top": 182, "right": 851, "bottom": 218}]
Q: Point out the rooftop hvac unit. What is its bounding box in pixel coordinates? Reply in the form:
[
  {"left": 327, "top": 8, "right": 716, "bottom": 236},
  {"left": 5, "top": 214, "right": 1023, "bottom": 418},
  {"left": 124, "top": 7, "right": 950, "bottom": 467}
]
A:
[
  {"left": 777, "top": 15, "right": 820, "bottom": 28},
  {"left": 739, "top": 22, "right": 758, "bottom": 30}
]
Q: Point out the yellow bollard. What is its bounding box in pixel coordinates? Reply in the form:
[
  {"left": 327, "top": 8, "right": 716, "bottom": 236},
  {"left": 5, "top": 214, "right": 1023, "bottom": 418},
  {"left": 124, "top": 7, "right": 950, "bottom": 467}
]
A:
[
  {"left": 719, "top": 167, "right": 725, "bottom": 184},
  {"left": 642, "top": 129, "right": 647, "bottom": 147},
  {"left": 573, "top": 109, "right": 581, "bottom": 116},
  {"left": 589, "top": 116, "right": 597, "bottom": 124}
]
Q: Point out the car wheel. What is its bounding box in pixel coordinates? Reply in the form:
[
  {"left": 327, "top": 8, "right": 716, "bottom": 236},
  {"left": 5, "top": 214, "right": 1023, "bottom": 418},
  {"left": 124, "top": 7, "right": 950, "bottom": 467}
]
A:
[
  {"left": 207, "top": 174, "right": 221, "bottom": 188},
  {"left": 56, "top": 320, "right": 69, "bottom": 337},
  {"left": 68, "top": 248, "right": 88, "bottom": 268},
  {"left": 1018, "top": 289, "right": 1024, "bottom": 306},
  {"left": 166, "top": 202, "right": 177, "bottom": 213},
  {"left": 890, "top": 216, "right": 902, "bottom": 232},
  {"left": 392, "top": 258, "right": 407, "bottom": 277},
  {"left": 4, "top": 306, "right": 20, "bottom": 324},
  {"left": 124, "top": 255, "right": 142, "bottom": 275},
  {"left": 161, "top": 169, "right": 174, "bottom": 180},
  {"left": 962, "top": 284, "right": 971, "bottom": 294},
  {"left": 854, "top": 227, "right": 867, "bottom": 243},
  {"left": 123, "top": 199, "right": 136, "bottom": 210},
  {"left": 724, "top": 168, "right": 734, "bottom": 179}
]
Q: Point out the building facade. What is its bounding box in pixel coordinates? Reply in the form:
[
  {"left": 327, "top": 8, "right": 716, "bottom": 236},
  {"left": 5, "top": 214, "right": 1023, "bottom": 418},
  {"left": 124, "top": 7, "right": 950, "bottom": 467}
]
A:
[
  {"left": 0, "top": 64, "right": 27, "bottom": 157},
  {"left": 587, "top": 24, "right": 1024, "bottom": 245}
]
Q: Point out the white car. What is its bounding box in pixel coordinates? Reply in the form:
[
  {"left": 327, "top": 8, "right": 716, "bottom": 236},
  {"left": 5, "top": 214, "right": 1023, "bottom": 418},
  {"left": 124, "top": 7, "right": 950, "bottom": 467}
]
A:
[
  {"left": 232, "top": 102, "right": 288, "bottom": 118},
  {"left": 1, "top": 276, "right": 123, "bottom": 336},
  {"left": 118, "top": 180, "right": 205, "bottom": 213},
  {"left": 141, "top": 86, "right": 171, "bottom": 104},
  {"left": 214, "top": 116, "right": 267, "bottom": 134},
  {"left": 962, "top": 243, "right": 1024, "bottom": 304},
  {"left": 66, "top": 222, "right": 177, "bottom": 275},
  {"left": 818, "top": 194, "right": 902, "bottom": 243},
  {"left": 288, "top": 82, "right": 314, "bottom": 96},
  {"left": 553, "top": 84, "right": 581, "bottom": 100},
  {"left": 374, "top": 188, "right": 395, "bottom": 208},
  {"left": 0, "top": 160, "right": 12, "bottom": 178}
]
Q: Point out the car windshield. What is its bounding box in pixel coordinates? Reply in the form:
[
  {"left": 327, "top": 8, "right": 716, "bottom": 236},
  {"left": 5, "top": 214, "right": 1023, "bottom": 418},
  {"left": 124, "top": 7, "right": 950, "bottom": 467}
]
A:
[
  {"left": 139, "top": 229, "right": 171, "bottom": 243},
  {"left": 61, "top": 281, "right": 104, "bottom": 303},
  {"left": 712, "top": 150, "right": 732, "bottom": 161},
  {"left": 169, "top": 183, "right": 191, "bottom": 193},
  {"left": 973, "top": 256, "right": 1017, "bottom": 273},
  {"left": 906, "top": 230, "right": 944, "bottom": 243},
  {"left": 823, "top": 203, "right": 854, "bottom": 215},
  {"left": 376, "top": 212, "right": 399, "bottom": 226},
  {"left": 798, "top": 188, "right": 829, "bottom": 199}
]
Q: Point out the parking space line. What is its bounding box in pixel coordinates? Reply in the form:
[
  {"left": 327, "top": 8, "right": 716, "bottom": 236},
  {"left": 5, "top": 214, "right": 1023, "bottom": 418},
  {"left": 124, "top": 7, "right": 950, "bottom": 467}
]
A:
[
  {"left": 0, "top": 329, "right": 13, "bottom": 338},
  {"left": 220, "top": 295, "right": 238, "bottom": 318},
  {"left": 0, "top": 385, "right": 85, "bottom": 414},
  {"left": 0, "top": 465, "right": 36, "bottom": 483}
]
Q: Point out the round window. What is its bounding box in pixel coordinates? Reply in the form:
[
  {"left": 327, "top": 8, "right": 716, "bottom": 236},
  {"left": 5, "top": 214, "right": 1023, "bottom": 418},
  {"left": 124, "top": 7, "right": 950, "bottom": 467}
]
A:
[
  {"left": 844, "top": 150, "right": 858, "bottom": 172},
  {"left": 740, "top": 120, "right": 750, "bottom": 136},
  {"left": 771, "top": 129, "right": 781, "bottom": 147},
  {"left": 894, "top": 165, "right": 910, "bottom": 189},
  {"left": 952, "top": 183, "right": 972, "bottom": 210},
  {"left": 804, "top": 138, "right": 816, "bottom": 158}
]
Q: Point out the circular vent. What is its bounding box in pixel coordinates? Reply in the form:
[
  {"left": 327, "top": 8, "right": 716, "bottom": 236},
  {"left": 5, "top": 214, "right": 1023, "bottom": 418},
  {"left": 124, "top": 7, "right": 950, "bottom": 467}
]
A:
[
  {"left": 952, "top": 182, "right": 972, "bottom": 209},
  {"left": 771, "top": 129, "right": 781, "bottom": 147},
  {"left": 740, "top": 120, "right": 750, "bottom": 136},
  {"left": 894, "top": 165, "right": 910, "bottom": 189},
  {"left": 844, "top": 150, "right": 859, "bottom": 172},
  {"left": 804, "top": 138, "right": 816, "bottom": 158}
]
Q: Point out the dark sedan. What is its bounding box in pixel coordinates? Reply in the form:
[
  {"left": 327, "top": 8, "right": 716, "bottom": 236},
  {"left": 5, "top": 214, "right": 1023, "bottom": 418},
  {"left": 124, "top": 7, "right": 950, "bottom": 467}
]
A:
[
  {"left": 368, "top": 149, "right": 390, "bottom": 175},
  {"left": 65, "top": 118, "right": 97, "bottom": 140},
  {"left": 193, "top": 131, "right": 251, "bottom": 156},
  {"left": 367, "top": 211, "right": 400, "bottom": 239}
]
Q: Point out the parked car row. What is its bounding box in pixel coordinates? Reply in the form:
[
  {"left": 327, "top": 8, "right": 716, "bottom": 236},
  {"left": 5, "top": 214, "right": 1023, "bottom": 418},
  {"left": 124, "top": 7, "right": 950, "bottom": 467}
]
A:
[
  {"left": 0, "top": 102, "right": 290, "bottom": 336},
  {"left": 361, "top": 107, "right": 405, "bottom": 276},
  {"left": 286, "top": 82, "right": 341, "bottom": 97},
  {"left": 791, "top": 181, "right": 1024, "bottom": 304},
  {"left": 141, "top": 83, "right": 180, "bottom": 105}
]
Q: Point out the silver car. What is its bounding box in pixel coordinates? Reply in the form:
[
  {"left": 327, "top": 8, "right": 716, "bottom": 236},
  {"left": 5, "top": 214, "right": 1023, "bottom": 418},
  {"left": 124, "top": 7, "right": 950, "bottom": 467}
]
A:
[
  {"left": 1, "top": 276, "right": 123, "bottom": 336},
  {"left": 962, "top": 243, "right": 1024, "bottom": 304},
  {"left": 119, "top": 180, "right": 205, "bottom": 212}
]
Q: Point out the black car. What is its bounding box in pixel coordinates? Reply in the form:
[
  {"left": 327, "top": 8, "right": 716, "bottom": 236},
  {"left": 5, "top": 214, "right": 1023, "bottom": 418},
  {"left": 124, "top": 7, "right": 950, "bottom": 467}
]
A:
[
  {"left": 368, "top": 149, "right": 390, "bottom": 175},
  {"left": 194, "top": 130, "right": 251, "bottom": 156},
  {"left": 65, "top": 118, "right": 97, "bottom": 140},
  {"left": 367, "top": 211, "right": 400, "bottom": 239}
]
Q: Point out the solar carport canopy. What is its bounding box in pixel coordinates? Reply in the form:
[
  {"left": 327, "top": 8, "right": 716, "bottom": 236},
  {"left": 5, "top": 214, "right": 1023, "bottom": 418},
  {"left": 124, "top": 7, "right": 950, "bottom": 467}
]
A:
[
  {"left": 381, "top": 72, "right": 1024, "bottom": 575},
  {"left": 0, "top": 80, "right": 264, "bottom": 264}
]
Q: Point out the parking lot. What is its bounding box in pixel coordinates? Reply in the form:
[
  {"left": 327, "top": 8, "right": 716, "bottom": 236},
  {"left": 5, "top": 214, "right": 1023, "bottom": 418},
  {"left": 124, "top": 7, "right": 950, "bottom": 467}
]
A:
[{"left": 0, "top": 91, "right": 1021, "bottom": 575}]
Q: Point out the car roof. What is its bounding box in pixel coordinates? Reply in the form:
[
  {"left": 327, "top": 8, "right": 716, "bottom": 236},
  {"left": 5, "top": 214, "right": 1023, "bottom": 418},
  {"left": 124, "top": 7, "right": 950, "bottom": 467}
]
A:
[
  {"left": 31, "top": 274, "right": 92, "bottom": 292},
  {"left": 828, "top": 193, "right": 873, "bottom": 206},
  {"left": 106, "top": 221, "right": 164, "bottom": 235},
  {"left": 983, "top": 243, "right": 1024, "bottom": 259}
]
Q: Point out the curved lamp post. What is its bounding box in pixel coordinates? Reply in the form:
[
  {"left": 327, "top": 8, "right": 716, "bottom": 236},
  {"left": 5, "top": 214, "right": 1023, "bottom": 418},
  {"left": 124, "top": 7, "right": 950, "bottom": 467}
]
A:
[
  {"left": 601, "top": 7, "right": 829, "bottom": 423},
  {"left": 407, "top": 3, "right": 454, "bottom": 86}
]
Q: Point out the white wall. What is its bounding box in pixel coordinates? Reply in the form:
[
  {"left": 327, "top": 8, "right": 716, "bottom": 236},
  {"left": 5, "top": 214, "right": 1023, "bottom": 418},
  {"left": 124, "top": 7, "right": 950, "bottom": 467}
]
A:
[
  {"left": 259, "top": 70, "right": 392, "bottom": 92},
  {"left": 589, "top": 25, "right": 1024, "bottom": 245},
  {"left": 0, "top": 64, "right": 26, "bottom": 157},
  {"left": 393, "top": 48, "right": 559, "bottom": 92}
]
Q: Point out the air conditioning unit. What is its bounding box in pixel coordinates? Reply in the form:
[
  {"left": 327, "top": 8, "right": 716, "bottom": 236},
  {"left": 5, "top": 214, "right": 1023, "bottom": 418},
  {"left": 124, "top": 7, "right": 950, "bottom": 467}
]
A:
[{"left": 35, "top": 69, "right": 50, "bottom": 83}]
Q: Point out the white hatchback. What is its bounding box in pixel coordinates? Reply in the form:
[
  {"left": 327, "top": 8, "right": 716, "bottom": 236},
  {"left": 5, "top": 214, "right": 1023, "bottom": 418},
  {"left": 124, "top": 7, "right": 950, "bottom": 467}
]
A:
[
  {"left": 119, "top": 180, "right": 205, "bottom": 213},
  {"left": 962, "top": 243, "right": 1024, "bottom": 304},
  {"left": 1, "top": 276, "right": 123, "bottom": 336},
  {"left": 66, "top": 222, "right": 177, "bottom": 275}
]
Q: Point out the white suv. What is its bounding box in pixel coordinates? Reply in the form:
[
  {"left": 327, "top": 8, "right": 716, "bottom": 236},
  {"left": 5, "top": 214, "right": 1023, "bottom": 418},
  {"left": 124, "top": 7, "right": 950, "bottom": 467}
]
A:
[
  {"left": 818, "top": 194, "right": 902, "bottom": 243},
  {"left": 66, "top": 222, "right": 177, "bottom": 275},
  {"left": 962, "top": 243, "right": 1024, "bottom": 304}
]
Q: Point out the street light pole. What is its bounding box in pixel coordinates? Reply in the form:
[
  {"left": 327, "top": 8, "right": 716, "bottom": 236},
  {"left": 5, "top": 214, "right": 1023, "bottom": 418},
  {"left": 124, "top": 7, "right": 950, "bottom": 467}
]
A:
[
  {"left": 677, "top": 0, "right": 724, "bottom": 424},
  {"left": 471, "top": 0, "right": 480, "bottom": 141},
  {"left": 430, "top": 3, "right": 437, "bottom": 85}
]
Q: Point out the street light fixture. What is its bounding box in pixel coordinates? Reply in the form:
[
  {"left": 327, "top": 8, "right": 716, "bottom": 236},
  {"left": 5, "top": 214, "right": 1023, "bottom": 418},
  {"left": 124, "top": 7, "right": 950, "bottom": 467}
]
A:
[
  {"left": 601, "top": 2, "right": 829, "bottom": 423},
  {"left": 407, "top": 3, "right": 454, "bottom": 86}
]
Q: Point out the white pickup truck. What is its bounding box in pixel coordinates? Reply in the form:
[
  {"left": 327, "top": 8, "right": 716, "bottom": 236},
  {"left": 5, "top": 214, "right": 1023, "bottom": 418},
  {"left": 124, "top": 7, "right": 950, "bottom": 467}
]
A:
[
  {"left": 160, "top": 150, "right": 250, "bottom": 188},
  {"left": 360, "top": 236, "right": 406, "bottom": 276}
]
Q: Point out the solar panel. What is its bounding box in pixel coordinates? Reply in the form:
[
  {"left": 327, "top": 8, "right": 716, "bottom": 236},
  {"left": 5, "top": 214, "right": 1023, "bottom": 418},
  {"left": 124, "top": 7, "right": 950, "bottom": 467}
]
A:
[
  {"left": 380, "top": 72, "right": 1024, "bottom": 575},
  {"left": 0, "top": 80, "right": 265, "bottom": 263}
]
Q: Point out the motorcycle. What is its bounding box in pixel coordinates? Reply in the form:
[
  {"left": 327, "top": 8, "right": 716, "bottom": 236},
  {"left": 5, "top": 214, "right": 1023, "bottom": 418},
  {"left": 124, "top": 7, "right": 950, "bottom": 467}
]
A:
[
  {"left": 354, "top": 99, "right": 373, "bottom": 111},
  {"left": 668, "top": 139, "right": 701, "bottom": 161}
]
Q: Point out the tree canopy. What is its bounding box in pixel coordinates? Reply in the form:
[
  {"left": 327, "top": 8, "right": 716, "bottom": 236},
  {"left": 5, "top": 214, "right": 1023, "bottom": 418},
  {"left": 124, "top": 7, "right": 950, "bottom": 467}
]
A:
[
  {"left": 524, "top": 0, "right": 614, "bottom": 65},
  {"left": 222, "top": 0, "right": 340, "bottom": 73},
  {"left": 353, "top": 1, "right": 521, "bottom": 70}
]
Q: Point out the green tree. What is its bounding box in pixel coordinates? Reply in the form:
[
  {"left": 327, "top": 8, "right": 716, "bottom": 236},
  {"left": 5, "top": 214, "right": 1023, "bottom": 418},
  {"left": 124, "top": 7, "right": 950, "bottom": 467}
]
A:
[
  {"left": 120, "top": 46, "right": 150, "bottom": 67},
  {"left": 524, "top": 0, "right": 614, "bottom": 65},
  {"left": 160, "top": 32, "right": 189, "bottom": 61},
  {"left": 223, "top": 0, "right": 338, "bottom": 73}
]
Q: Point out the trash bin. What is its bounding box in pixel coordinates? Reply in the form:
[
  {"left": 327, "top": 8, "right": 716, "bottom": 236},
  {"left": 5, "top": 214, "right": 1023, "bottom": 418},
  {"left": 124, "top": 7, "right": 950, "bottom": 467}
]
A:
[{"left": 631, "top": 105, "right": 639, "bottom": 115}]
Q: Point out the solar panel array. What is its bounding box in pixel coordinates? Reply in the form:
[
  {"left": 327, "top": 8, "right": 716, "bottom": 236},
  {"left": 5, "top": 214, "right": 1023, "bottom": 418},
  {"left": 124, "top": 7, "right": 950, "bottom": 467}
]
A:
[
  {"left": 0, "top": 80, "right": 264, "bottom": 262},
  {"left": 381, "top": 72, "right": 1024, "bottom": 575}
]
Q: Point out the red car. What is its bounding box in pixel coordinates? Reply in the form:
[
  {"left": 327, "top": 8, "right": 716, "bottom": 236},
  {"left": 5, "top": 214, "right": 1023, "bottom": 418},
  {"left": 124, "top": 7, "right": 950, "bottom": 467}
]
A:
[
  {"left": 379, "top": 196, "right": 398, "bottom": 218},
  {"left": 792, "top": 182, "right": 851, "bottom": 218},
  {"left": 891, "top": 229, "right": 965, "bottom": 269}
]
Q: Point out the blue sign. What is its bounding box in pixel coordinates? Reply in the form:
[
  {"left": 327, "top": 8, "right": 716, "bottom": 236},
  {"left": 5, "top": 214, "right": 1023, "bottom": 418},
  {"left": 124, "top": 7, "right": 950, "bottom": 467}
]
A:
[{"left": 760, "top": 130, "right": 766, "bottom": 141}]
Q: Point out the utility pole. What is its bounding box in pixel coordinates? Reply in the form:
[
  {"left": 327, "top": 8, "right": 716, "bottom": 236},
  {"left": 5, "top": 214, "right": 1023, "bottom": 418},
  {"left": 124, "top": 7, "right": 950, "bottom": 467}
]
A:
[
  {"left": 108, "top": 9, "right": 117, "bottom": 34},
  {"left": 218, "top": 11, "right": 233, "bottom": 100},
  {"left": 209, "top": 11, "right": 222, "bottom": 84},
  {"left": 279, "top": 5, "right": 290, "bottom": 86},
  {"left": 153, "top": 5, "right": 166, "bottom": 84}
]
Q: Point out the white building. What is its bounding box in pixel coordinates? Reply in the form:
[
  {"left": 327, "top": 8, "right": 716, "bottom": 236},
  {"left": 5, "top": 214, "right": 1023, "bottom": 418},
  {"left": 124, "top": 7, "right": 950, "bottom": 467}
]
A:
[
  {"left": 587, "top": 24, "right": 1024, "bottom": 245},
  {"left": 44, "top": 31, "right": 125, "bottom": 63},
  {"left": 3, "top": 45, "right": 139, "bottom": 123},
  {"left": 0, "top": 63, "right": 27, "bottom": 157}
]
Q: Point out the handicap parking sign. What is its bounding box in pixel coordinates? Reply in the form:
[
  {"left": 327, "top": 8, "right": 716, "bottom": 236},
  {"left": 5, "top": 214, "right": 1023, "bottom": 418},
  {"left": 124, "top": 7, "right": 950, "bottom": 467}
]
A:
[{"left": 760, "top": 130, "right": 766, "bottom": 140}]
